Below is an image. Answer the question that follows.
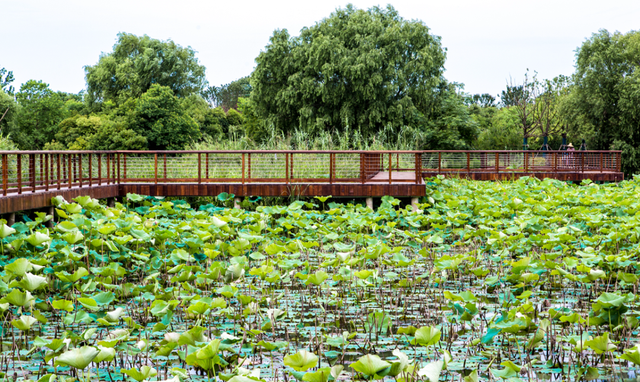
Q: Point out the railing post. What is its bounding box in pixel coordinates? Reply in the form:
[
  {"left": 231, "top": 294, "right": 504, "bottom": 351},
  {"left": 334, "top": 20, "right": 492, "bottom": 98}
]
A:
[
  {"left": 78, "top": 154, "right": 83, "bottom": 188},
  {"left": 123, "top": 153, "right": 127, "bottom": 181},
  {"left": 290, "top": 152, "right": 293, "bottom": 180},
  {"left": 285, "top": 153, "right": 289, "bottom": 184},
  {"left": 17, "top": 155, "right": 22, "bottom": 194},
  {"left": 45, "top": 154, "right": 49, "bottom": 192},
  {"left": 388, "top": 153, "right": 392, "bottom": 185},
  {"left": 524, "top": 152, "right": 529, "bottom": 173},
  {"left": 106, "top": 154, "right": 110, "bottom": 185},
  {"left": 438, "top": 152, "right": 441, "bottom": 174},
  {"left": 205, "top": 153, "right": 209, "bottom": 181},
  {"left": 360, "top": 153, "right": 365, "bottom": 184},
  {"left": 98, "top": 154, "right": 102, "bottom": 186},
  {"left": 600, "top": 152, "right": 603, "bottom": 173},
  {"left": 30, "top": 154, "right": 36, "bottom": 193},
  {"left": 88, "top": 154, "right": 92, "bottom": 187},
  {"left": 242, "top": 153, "right": 245, "bottom": 185},
  {"left": 39, "top": 154, "right": 44, "bottom": 190},
  {"left": 57, "top": 154, "right": 61, "bottom": 190},
  {"left": 154, "top": 153, "right": 158, "bottom": 185},
  {"left": 581, "top": 152, "right": 585, "bottom": 173},
  {"left": 466, "top": 152, "right": 470, "bottom": 174},
  {"left": 68, "top": 154, "right": 72, "bottom": 189},
  {"left": 415, "top": 153, "right": 420, "bottom": 184},
  {"left": 198, "top": 153, "right": 202, "bottom": 184},
  {"left": 495, "top": 152, "right": 499, "bottom": 175},
  {"left": 329, "top": 153, "right": 334, "bottom": 184},
  {"left": 117, "top": 153, "right": 121, "bottom": 184},
  {"left": 2, "top": 154, "right": 7, "bottom": 196}
]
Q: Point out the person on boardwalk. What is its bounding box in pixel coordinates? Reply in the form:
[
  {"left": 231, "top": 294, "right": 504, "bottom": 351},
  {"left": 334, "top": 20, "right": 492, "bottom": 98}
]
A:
[{"left": 565, "top": 142, "right": 575, "bottom": 168}]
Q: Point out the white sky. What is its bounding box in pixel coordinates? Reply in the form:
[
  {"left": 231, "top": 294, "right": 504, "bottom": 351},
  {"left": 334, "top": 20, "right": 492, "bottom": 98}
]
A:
[{"left": 3, "top": 0, "right": 639, "bottom": 98}]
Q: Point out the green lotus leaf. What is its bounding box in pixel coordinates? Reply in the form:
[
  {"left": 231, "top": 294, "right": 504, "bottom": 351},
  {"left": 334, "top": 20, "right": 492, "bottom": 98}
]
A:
[
  {"left": 350, "top": 354, "right": 391, "bottom": 377},
  {"left": 62, "top": 231, "right": 84, "bottom": 244},
  {"left": 585, "top": 332, "right": 617, "bottom": 354},
  {"left": 121, "top": 365, "right": 157, "bottom": 382},
  {"left": 11, "top": 315, "right": 37, "bottom": 331},
  {"left": 302, "top": 367, "right": 331, "bottom": 382},
  {"left": 417, "top": 360, "right": 443, "bottom": 382},
  {"left": 284, "top": 350, "right": 319, "bottom": 371},
  {"left": 55, "top": 267, "right": 89, "bottom": 283},
  {"left": 55, "top": 346, "right": 100, "bottom": 369},
  {"left": 619, "top": 344, "right": 640, "bottom": 365},
  {"left": 56, "top": 221, "right": 78, "bottom": 233},
  {"left": 26, "top": 232, "right": 51, "bottom": 246},
  {"left": 52, "top": 299, "right": 74, "bottom": 312},
  {"left": 10, "top": 272, "right": 48, "bottom": 291},
  {"left": 411, "top": 326, "right": 441, "bottom": 347},
  {"left": 196, "top": 339, "right": 221, "bottom": 359},
  {"left": 0, "top": 223, "right": 16, "bottom": 239},
  {"left": 4, "top": 288, "right": 34, "bottom": 307},
  {"left": 596, "top": 292, "right": 631, "bottom": 308},
  {"left": 179, "top": 326, "right": 207, "bottom": 346},
  {"left": 94, "top": 346, "right": 116, "bottom": 363},
  {"left": 5, "top": 258, "right": 34, "bottom": 276}
]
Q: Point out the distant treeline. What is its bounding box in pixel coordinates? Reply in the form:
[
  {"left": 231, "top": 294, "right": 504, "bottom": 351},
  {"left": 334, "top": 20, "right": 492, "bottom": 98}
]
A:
[{"left": 1, "top": 5, "right": 639, "bottom": 173}]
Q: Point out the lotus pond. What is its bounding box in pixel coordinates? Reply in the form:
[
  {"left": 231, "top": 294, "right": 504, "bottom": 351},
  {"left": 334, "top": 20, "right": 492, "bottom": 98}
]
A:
[{"left": 3, "top": 177, "right": 640, "bottom": 382}]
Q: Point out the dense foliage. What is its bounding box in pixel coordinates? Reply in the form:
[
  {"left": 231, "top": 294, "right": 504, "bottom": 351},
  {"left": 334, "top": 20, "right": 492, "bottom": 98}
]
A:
[
  {"left": 572, "top": 30, "right": 640, "bottom": 174},
  {"left": 84, "top": 33, "right": 208, "bottom": 106},
  {"left": 0, "top": 7, "right": 638, "bottom": 171},
  {"left": 251, "top": 5, "right": 461, "bottom": 146},
  {"left": 4, "top": 178, "right": 640, "bottom": 380}
]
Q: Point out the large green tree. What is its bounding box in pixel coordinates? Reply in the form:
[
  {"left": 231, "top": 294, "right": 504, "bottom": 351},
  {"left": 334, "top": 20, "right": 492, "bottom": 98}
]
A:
[
  {"left": 573, "top": 29, "right": 640, "bottom": 174},
  {"left": 130, "top": 84, "right": 201, "bottom": 150},
  {"left": 85, "top": 33, "right": 208, "bottom": 106},
  {"left": 251, "top": 5, "right": 447, "bottom": 137},
  {"left": 10, "top": 80, "right": 64, "bottom": 150}
]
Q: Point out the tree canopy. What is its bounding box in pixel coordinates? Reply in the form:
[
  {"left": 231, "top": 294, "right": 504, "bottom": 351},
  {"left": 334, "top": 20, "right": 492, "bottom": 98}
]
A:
[
  {"left": 572, "top": 29, "right": 640, "bottom": 174},
  {"left": 84, "top": 33, "right": 208, "bottom": 105},
  {"left": 252, "top": 5, "right": 447, "bottom": 137}
]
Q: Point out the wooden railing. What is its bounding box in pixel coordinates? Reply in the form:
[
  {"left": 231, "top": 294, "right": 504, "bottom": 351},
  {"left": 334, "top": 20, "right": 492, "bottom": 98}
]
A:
[
  {"left": 422, "top": 150, "right": 622, "bottom": 174},
  {"left": 0, "top": 150, "right": 623, "bottom": 196}
]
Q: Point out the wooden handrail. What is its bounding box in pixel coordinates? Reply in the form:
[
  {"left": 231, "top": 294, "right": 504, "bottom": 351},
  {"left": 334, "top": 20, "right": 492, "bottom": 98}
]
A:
[{"left": 0, "top": 150, "right": 625, "bottom": 199}]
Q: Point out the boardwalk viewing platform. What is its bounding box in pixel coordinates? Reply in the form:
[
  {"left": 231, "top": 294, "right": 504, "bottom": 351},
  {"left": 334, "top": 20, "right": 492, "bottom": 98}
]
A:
[{"left": 0, "top": 150, "right": 623, "bottom": 214}]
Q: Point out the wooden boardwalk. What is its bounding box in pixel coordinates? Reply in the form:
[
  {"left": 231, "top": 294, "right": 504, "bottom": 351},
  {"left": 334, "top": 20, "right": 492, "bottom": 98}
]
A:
[{"left": 0, "top": 150, "right": 623, "bottom": 214}]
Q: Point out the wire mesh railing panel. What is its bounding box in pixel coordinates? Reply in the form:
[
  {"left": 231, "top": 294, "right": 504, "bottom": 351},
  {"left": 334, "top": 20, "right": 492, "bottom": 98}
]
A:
[
  {"left": 421, "top": 153, "right": 440, "bottom": 170},
  {"left": 123, "top": 155, "right": 156, "bottom": 180},
  {"left": 203, "top": 153, "right": 242, "bottom": 180},
  {"left": 291, "top": 153, "right": 330, "bottom": 181},
  {"left": 246, "top": 153, "right": 287, "bottom": 181},
  {"left": 440, "top": 153, "right": 468, "bottom": 170},
  {"left": 334, "top": 153, "right": 361, "bottom": 180}
]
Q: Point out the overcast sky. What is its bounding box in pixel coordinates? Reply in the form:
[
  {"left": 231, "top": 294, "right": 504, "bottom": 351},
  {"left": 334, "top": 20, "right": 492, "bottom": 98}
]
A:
[{"left": 3, "top": 0, "right": 639, "bottom": 98}]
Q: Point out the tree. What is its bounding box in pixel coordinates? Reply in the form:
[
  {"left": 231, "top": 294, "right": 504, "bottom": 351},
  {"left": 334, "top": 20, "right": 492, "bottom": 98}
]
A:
[
  {"left": 532, "top": 75, "right": 570, "bottom": 150},
  {"left": 85, "top": 33, "right": 208, "bottom": 105},
  {"left": 55, "top": 114, "right": 147, "bottom": 150},
  {"left": 0, "top": 90, "right": 19, "bottom": 149},
  {"left": 10, "top": 80, "right": 64, "bottom": 150},
  {"left": 573, "top": 29, "right": 640, "bottom": 174},
  {"left": 130, "top": 84, "right": 201, "bottom": 150},
  {"left": 505, "top": 72, "right": 537, "bottom": 149},
  {"left": 0, "top": 68, "right": 15, "bottom": 95},
  {"left": 204, "top": 76, "right": 252, "bottom": 110},
  {"left": 251, "top": 5, "right": 446, "bottom": 137},
  {"left": 467, "top": 93, "right": 496, "bottom": 108}
]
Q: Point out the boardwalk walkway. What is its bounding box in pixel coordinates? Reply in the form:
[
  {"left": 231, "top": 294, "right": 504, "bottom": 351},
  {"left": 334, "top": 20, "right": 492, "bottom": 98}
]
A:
[{"left": 0, "top": 150, "right": 623, "bottom": 214}]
